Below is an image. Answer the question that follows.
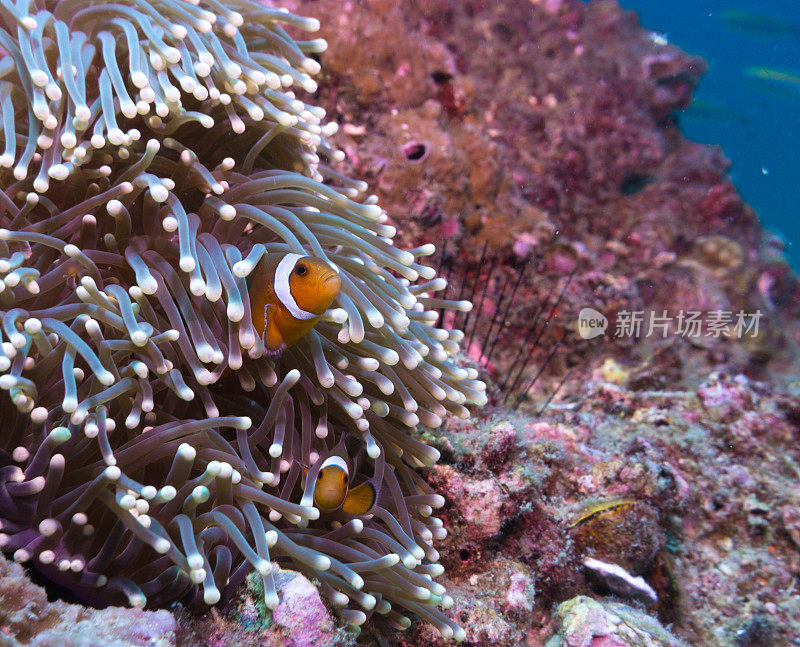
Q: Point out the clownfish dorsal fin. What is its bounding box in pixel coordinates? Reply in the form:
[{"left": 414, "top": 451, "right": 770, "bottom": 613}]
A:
[
  {"left": 341, "top": 481, "right": 377, "bottom": 516},
  {"left": 295, "top": 460, "right": 310, "bottom": 491},
  {"left": 325, "top": 439, "right": 350, "bottom": 469}
]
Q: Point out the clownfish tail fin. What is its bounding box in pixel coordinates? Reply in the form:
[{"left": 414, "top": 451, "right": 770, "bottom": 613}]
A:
[{"left": 341, "top": 481, "right": 377, "bottom": 516}]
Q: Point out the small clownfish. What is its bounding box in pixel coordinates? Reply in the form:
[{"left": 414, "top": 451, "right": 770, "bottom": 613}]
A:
[
  {"left": 249, "top": 253, "right": 341, "bottom": 354},
  {"left": 310, "top": 455, "right": 377, "bottom": 516}
]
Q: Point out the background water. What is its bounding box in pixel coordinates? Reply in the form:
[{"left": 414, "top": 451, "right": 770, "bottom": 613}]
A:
[{"left": 618, "top": 0, "right": 800, "bottom": 271}]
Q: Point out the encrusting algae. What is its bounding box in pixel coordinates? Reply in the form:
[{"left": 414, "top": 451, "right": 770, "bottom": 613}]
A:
[{"left": 0, "top": 0, "right": 486, "bottom": 640}]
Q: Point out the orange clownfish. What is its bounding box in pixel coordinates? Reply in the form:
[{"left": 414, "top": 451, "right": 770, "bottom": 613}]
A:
[
  {"left": 249, "top": 253, "right": 341, "bottom": 354},
  {"left": 311, "top": 455, "right": 377, "bottom": 516}
]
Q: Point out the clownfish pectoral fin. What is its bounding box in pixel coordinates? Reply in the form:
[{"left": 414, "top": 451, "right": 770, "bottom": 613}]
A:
[
  {"left": 261, "top": 304, "right": 286, "bottom": 356},
  {"left": 341, "top": 481, "right": 377, "bottom": 516},
  {"left": 263, "top": 345, "right": 286, "bottom": 358}
]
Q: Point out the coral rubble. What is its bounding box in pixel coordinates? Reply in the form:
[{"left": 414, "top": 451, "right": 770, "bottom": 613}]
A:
[{"left": 547, "top": 595, "right": 686, "bottom": 647}]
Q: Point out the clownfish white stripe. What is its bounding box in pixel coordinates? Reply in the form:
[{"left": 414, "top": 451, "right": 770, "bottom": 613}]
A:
[
  {"left": 275, "top": 253, "right": 317, "bottom": 321},
  {"left": 319, "top": 455, "right": 349, "bottom": 475}
]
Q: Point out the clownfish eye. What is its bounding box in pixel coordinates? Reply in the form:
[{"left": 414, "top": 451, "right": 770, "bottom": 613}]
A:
[
  {"left": 295, "top": 263, "right": 308, "bottom": 277},
  {"left": 343, "top": 474, "right": 348, "bottom": 483}
]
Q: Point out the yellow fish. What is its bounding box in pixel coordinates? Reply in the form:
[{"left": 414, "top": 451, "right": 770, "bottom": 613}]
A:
[
  {"left": 249, "top": 253, "right": 341, "bottom": 354},
  {"left": 721, "top": 10, "right": 800, "bottom": 38},
  {"left": 309, "top": 454, "right": 377, "bottom": 516},
  {"left": 745, "top": 66, "right": 800, "bottom": 99}
]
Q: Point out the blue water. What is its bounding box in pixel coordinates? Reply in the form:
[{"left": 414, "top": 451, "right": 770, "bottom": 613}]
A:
[{"left": 619, "top": 0, "right": 800, "bottom": 271}]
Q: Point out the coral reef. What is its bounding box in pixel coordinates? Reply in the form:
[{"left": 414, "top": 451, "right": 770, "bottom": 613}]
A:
[
  {"left": 287, "top": 0, "right": 800, "bottom": 393},
  {"left": 0, "top": 549, "right": 350, "bottom": 646},
  {"left": 381, "top": 372, "right": 800, "bottom": 645},
  {"left": 1, "top": 0, "right": 800, "bottom": 644},
  {"left": 282, "top": 0, "right": 800, "bottom": 643}
]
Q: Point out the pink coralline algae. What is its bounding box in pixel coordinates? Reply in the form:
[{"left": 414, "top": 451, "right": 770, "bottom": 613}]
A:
[
  {"left": 436, "top": 468, "right": 505, "bottom": 539},
  {"left": 371, "top": 371, "right": 800, "bottom": 645},
  {"left": 270, "top": 573, "right": 338, "bottom": 646},
  {"left": 173, "top": 567, "right": 347, "bottom": 646},
  {"left": 505, "top": 571, "right": 536, "bottom": 618}
]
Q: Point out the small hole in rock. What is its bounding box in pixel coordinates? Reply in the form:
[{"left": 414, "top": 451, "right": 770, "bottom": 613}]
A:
[
  {"left": 619, "top": 173, "right": 653, "bottom": 196},
  {"left": 402, "top": 141, "right": 428, "bottom": 162}
]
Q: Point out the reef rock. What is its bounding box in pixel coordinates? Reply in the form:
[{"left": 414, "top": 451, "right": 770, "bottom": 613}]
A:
[
  {"left": 547, "top": 596, "right": 686, "bottom": 647},
  {"left": 0, "top": 551, "right": 346, "bottom": 647},
  {"left": 0, "top": 554, "right": 176, "bottom": 647}
]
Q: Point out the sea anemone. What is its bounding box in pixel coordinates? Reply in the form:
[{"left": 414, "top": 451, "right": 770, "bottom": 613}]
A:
[{"left": 0, "top": 0, "right": 485, "bottom": 639}]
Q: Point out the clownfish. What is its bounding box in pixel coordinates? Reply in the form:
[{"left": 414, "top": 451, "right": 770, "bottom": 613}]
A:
[
  {"left": 249, "top": 253, "right": 341, "bottom": 354},
  {"left": 310, "top": 455, "right": 377, "bottom": 516}
]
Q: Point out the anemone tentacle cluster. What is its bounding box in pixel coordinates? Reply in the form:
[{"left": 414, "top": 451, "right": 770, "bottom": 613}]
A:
[{"left": 0, "top": 0, "right": 484, "bottom": 639}]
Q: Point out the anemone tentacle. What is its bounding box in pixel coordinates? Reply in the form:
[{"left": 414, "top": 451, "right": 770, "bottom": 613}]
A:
[{"left": 0, "top": 0, "right": 482, "bottom": 640}]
